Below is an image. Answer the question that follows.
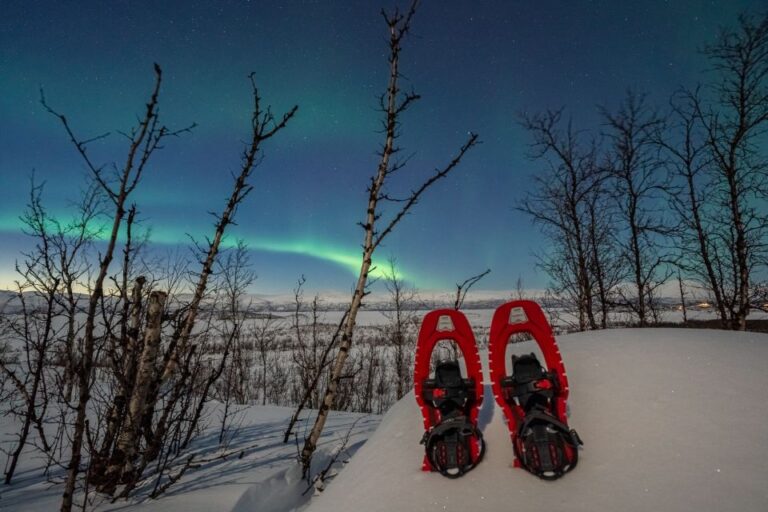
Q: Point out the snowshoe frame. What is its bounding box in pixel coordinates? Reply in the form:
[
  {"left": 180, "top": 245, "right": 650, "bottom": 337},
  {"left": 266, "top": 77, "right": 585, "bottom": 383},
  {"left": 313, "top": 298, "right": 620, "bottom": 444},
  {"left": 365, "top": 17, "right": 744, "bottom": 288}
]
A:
[
  {"left": 414, "top": 309, "right": 484, "bottom": 475},
  {"left": 488, "top": 300, "right": 581, "bottom": 478}
]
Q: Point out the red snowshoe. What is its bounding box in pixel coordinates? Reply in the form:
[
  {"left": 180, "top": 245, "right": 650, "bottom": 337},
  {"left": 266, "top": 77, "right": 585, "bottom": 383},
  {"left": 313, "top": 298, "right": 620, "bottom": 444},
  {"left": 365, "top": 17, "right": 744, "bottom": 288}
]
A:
[
  {"left": 488, "top": 300, "right": 582, "bottom": 480},
  {"left": 414, "top": 309, "right": 485, "bottom": 478}
]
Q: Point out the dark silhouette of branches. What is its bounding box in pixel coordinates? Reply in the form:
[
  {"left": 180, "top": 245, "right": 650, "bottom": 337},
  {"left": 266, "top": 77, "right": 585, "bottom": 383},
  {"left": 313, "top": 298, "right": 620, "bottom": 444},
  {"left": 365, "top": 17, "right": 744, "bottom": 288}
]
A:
[
  {"left": 518, "top": 110, "right": 611, "bottom": 330},
  {"left": 602, "top": 90, "right": 672, "bottom": 326},
  {"left": 454, "top": 269, "right": 491, "bottom": 310}
]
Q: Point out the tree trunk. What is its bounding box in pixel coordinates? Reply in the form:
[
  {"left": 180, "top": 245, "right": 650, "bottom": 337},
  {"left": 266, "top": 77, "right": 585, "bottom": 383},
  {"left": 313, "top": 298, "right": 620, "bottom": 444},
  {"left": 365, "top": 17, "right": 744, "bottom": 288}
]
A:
[
  {"left": 677, "top": 270, "right": 688, "bottom": 325},
  {"left": 105, "top": 290, "right": 166, "bottom": 488},
  {"left": 96, "top": 276, "right": 146, "bottom": 479},
  {"left": 298, "top": 1, "right": 477, "bottom": 474},
  {"left": 300, "top": 258, "right": 371, "bottom": 473}
]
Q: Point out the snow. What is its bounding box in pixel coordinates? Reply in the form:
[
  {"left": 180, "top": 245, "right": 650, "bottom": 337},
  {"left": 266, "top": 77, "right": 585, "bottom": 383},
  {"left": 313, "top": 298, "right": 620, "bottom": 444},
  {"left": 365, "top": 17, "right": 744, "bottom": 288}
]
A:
[
  {"left": 4, "top": 328, "right": 768, "bottom": 512},
  {"left": 306, "top": 328, "right": 768, "bottom": 512},
  {"left": 0, "top": 405, "right": 380, "bottom": 512}
]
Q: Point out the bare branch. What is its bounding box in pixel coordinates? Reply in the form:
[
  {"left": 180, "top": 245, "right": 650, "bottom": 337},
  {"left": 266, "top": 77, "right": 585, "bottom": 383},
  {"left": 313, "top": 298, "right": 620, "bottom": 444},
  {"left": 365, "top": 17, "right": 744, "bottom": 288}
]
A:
[
  {"left": 373, "top": 132, "right": 479, "bottom": 249},
  {"left": 454, "top": 268, "right": 491, "bottom": 310}
]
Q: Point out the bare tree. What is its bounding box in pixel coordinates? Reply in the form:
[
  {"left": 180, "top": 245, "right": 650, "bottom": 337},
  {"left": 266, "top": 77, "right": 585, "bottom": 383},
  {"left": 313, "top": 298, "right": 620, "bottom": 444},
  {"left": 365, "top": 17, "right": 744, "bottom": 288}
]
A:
[
  {"left": 657, "top": 89, "right": 730, "bottom": 325},
  {"left": 111, "top": 289, "right": 167, "bottom": 482},
  {"left": 41, "top": 64, "right": 196, "bottom": 512},
  {"left": 382, "top": 257, "right": 417, "bottom": 400},
  {"left": 300, "top": 0, "right": 479, "bottom": 474},
  {"left": 208, "top": 243, "right": 256, "bottom": 445},
  {"left": 251, "top": 314, "right": 280, "bottom": 406},
  {"left": 160, "top": 73, "right": 297, "bottom": 382},
  {"left": 602, "top": 90, "right": 671, "bottom": 326},
  {"left": 454, "top": 268, "right": 491, "bottom": 310},
  {"left": 1, "top": 180, "right": 100, "bottom": 484},
  {"left": 33, "top": 63, "right": 296, "bottom": 509},
  {"left": 585, "top": 176, "right": 624, "bottom": 328},
  {"left": 2, "top": 207, "right": 57, "bottom": 484},
  {"left": 109, "top": 75, "right": 296, "bottom": 498},
  {"left": 283, "top": 303, "right": 347, "bottom": 443},
  {"left": 355, "top": 341, "right": 381, "bottom": 414},
  {"left": 289, "top": 278, "right": 332, "bottom": 411},
  {"left": 110, "top": 265, "right": 234, "bottom": 499},
  {"left": 93, "top": 275, "right": 145, "bottom": 484},
  {"left": 690, "top": 13, "right": 768, "bottom": 330},
  {"left": 518, "top": 110, "right": 605, "bottom": 330}
]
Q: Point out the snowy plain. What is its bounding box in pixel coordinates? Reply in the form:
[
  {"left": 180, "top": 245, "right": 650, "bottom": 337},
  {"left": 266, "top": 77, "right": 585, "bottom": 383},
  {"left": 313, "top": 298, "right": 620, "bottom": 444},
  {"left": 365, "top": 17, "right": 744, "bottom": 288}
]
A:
[{"left": 3, "top": 325, "right": 768, "bottom": 511}]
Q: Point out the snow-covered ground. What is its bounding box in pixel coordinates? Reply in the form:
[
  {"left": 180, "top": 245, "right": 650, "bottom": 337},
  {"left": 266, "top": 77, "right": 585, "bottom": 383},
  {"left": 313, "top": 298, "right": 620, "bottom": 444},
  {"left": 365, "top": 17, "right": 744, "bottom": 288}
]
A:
[
  {"left": 307, "top": 328, "right": 768, "bottom": 512},
  {"left": 0, "top": 406, "right": 380, "bottom": 512},
  {"left": 3, "top": 327, "right": 767, "bottom": 512}
]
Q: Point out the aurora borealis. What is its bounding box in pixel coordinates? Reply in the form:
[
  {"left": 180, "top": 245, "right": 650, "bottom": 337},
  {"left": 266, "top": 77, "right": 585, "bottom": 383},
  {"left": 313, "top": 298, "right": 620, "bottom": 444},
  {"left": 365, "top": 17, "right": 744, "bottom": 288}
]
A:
[{"left": 1, "top": 0, "right": 763, "bottom": 294}]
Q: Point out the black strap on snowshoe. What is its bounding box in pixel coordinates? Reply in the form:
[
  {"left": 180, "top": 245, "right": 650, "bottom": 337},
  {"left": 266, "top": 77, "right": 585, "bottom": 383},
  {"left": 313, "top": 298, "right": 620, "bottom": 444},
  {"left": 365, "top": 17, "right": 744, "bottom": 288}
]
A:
[
  {"left": 421, "top": 361, "right": 484, "bottom": 478},
  {"left": 422, "top": 361, "right": 476, "bottom": 416},
  {"left": 500, "top": 353, "right": 558, "bottom": 411},
  {"left": 514, "top": 408, "right": 583, "bottom": 480},
  {"left": 421, "top": 415, "right": 485, "bottom": 479}
]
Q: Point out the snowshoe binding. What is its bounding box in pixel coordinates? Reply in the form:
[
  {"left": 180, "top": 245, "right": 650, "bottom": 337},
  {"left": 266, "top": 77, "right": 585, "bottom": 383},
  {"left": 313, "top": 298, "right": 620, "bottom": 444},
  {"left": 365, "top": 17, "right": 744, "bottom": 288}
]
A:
[
  {"left": 414, "top": 310, "right": 485, "bottom": 478},
  {"left": 489, "top": 300, "right": 582, "bottom": 480}
]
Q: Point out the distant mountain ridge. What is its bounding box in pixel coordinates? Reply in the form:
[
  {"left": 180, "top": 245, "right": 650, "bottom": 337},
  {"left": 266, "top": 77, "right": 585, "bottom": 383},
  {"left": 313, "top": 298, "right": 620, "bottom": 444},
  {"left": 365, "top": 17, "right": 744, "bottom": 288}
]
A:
[{"left": 0, "top": 287, "right": 684, "bottom": 314}]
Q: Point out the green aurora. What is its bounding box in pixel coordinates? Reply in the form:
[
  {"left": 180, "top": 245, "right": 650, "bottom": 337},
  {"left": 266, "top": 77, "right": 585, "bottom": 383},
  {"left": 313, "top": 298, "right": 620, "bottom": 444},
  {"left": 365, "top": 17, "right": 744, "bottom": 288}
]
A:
[{"left": 0, "top": 212, "right": 407, "bottom": 282}]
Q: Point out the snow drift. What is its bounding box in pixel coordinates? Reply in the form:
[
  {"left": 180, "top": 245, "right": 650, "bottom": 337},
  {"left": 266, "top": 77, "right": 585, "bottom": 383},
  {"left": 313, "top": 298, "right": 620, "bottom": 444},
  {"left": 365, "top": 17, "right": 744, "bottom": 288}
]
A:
[{"left": 307, "top": 328, "right": 768, "bottom": 512}]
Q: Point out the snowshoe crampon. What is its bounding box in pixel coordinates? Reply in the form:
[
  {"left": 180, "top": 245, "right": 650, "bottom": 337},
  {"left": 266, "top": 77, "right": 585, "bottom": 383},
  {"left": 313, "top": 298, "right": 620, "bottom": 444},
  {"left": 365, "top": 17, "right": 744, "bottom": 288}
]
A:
[
  {"left": 414, "top": 310, "right": 484, "bottom": 478},
  {"left": 489, "top": 300, "right": 583, "bottom": 479}
]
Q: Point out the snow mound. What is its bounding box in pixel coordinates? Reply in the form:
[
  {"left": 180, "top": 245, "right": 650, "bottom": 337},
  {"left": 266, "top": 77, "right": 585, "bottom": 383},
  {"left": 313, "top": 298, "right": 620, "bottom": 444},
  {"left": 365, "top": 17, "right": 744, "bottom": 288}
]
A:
[
  {"left": 306, "top": 328, "right": 768, "bottom": 512},
  {"left": 231, "top": 465, "right": 308, "bottom": 512}
]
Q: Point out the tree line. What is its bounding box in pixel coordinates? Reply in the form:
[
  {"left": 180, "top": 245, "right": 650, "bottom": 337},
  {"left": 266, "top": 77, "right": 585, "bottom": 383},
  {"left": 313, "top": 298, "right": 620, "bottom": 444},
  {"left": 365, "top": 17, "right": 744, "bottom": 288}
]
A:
[{"left": 518, "top": 12, "right": 768, "bottom": 332}]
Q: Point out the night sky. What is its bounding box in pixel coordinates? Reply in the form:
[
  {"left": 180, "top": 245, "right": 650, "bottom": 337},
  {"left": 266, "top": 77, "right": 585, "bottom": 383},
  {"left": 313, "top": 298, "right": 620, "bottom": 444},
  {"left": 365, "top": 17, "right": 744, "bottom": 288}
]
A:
[{"left": 1, "top": 0, "right": 762, "bottom": 295}]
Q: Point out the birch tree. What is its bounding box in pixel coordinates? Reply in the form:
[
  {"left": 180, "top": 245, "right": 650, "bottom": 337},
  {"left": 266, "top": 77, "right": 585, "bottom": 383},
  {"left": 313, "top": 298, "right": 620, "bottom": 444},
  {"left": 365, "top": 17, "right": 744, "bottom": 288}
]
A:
[
  {"left": 38, "top": 63, "right": 296, "bottom": 508},
  {"left": 100, "top": 74, "right": 297, "bottom": 497},
  {"left": 300, "top": 0, "right": 478, "bottom": 474},
  {"left": 41, "top": 64, "right": 195, "bottom": 512}
]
